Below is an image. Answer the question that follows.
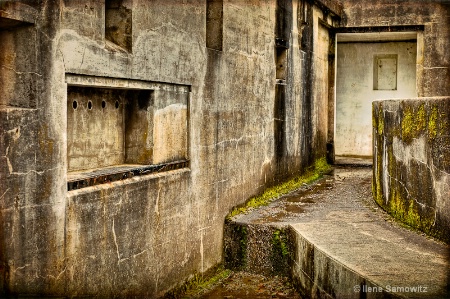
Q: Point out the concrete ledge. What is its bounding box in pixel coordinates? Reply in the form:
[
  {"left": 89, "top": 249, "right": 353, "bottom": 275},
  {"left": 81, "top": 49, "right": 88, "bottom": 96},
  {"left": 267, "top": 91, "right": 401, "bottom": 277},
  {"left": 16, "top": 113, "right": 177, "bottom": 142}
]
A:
[
  {"left": 67, "top": 160, "right": 190, "bottom": 191},
  {"left": 67, "top": 167, "right": 190, "bottom": 196},
  {"left": 291, "top": 218, "right": 448, "bottom": 298},
  {"left": 65, "top": 73, "right": 191, "bottom": 92},
  {"left": 0, "top": 2, "right": 37, "bottom": 28},
  {"left": 335, "top": 156, "right": 372, "bottom": 166}
]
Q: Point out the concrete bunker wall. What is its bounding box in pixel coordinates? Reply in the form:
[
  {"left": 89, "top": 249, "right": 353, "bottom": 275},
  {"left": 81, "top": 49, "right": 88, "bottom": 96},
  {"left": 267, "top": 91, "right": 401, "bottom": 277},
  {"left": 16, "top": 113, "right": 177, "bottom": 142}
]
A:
[
  {"left": 1, "top": 0, "right": 449, "bottom": 297},
  {"left": 0, "top": 1, "right": 66, "bottom": 296},
  {"left": 0, "top": 0, "right": 340, "bottom": 297},
  {"left": 373, "top": 97, "right": 450, "bottom": 243}
]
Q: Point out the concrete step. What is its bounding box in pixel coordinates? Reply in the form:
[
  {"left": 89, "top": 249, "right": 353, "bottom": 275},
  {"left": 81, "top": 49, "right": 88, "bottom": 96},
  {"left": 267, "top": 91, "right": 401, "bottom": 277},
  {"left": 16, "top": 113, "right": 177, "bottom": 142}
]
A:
[
  {"left": 224, "top": 167, "right": 450, "bottom": 299},
  {"left": 334, "top": 156, "right": 373, "bottom": 166}
]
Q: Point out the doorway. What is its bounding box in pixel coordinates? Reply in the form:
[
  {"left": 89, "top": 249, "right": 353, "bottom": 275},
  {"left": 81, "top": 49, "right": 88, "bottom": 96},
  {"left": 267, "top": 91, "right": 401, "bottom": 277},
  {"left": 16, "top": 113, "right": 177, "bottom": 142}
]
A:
[{"left": 334, "top": 32, "right": 418, "bottom": 161}]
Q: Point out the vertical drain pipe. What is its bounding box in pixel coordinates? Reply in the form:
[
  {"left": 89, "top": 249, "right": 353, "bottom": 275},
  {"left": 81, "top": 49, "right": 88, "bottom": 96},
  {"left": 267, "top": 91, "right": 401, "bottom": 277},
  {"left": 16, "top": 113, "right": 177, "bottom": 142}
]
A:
[
  {"left": 274, "top": 0, "right": 292, "bottom": 174},
  {"left": 327, "top": 28, "right": 336, "bottom": 164},
  {"left": 298, "top": 0, "right": 314, "bottom": 169}
]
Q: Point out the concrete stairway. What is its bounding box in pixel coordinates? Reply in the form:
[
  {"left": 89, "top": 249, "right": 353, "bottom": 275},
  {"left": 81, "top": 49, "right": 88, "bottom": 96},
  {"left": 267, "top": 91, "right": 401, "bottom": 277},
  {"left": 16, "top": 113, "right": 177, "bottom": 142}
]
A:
[{"left": 224, "top": 167, "right": 450, "bottom": 299}]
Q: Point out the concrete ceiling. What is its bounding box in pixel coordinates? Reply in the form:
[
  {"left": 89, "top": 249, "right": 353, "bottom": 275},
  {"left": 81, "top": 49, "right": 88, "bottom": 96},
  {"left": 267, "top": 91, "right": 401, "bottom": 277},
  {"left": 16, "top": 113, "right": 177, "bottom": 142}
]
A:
[{"left": 337, "top": 32, "right": 418, "bottom": 42}]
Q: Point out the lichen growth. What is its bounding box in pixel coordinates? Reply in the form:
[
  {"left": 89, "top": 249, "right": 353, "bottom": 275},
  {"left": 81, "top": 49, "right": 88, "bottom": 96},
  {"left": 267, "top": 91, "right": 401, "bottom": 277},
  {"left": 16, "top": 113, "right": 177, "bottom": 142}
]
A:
[
  {"left": 378, "top": 113, "right": 384, "bottom": 136},
  {"left": 406, "top": 200, "right": 422, "bottom": 228},
  {"left": 372, "top": 110, "right": 384, "bottom": 207},
  {"left": 386, "top": 189, "right": 435, "bottom": 237},
  {"left": 401, "top": 102, "right": 448, "bottom": 143},
  {"left": 401, "top": 103, "right": 427, "bottom": 143},
  {"left": 436, "top": 110, "right": 449, "bottom": 137},
  {"left": 428, "top": 106, "right": 438, "bottom": 140},
  {"left": 401, "top": 106, "right": 414, "bottom": 141},
  {"left": 226, "top": 157, "right": 331, "bottom": 220},
  {"left": 416, "top": 104, "right": 426, "bottom": 132},
  {"left": 374, "top": 105, "right": 384, "bottom": 136}
]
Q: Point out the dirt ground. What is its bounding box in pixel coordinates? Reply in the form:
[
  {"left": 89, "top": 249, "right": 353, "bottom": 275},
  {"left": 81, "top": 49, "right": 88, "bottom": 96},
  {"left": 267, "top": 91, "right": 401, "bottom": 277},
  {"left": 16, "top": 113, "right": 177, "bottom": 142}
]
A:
[{"left": 187, "top": 271, "right": 303, "bottom": 299}]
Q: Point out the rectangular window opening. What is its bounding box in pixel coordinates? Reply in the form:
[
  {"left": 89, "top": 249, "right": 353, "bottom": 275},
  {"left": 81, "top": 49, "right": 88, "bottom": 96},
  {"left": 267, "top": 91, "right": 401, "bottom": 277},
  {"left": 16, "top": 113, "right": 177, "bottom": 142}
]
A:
[
  {"left": 66, "top": 76, "right": 190, "bottom": 190},
  {"left": 206, "top": 0, "right": 223, "bottom": 51},
  {"left": 105, "top": 0, "right": 132, "bottom": 52}
]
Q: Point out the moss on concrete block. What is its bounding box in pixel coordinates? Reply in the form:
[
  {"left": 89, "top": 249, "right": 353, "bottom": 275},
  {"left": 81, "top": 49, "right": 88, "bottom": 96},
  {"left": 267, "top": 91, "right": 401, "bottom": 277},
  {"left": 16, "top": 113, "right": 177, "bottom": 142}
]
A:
[
  {"left": 223, "top": 223, "right": 248, "bottom": 271},
  {"left": 163, "top": 265, "right": 232, "bottom": 299},
  {"left": 373, "top": 97, "right": 450, "bottom": 244},
  {"left": 271, "top": 228, "right": 294, "bottom": 276}
]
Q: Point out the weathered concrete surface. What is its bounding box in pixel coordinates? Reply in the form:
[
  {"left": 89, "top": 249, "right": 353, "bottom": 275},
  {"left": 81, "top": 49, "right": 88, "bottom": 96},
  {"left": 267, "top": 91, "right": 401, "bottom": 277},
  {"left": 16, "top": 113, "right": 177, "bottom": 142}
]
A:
[
  {"left": 152, "top": 102, "right": 188, "bottom": 164},
  {"left": 65, "top": 169, "right": 191, "bottom": 296},
  {"left": 0, "top": 1, "right": 66, "bottom": 297},
  {"left": 1, "top": 0, "right": 340, "bottom": 297},
  {"left": 373, "top": 97, "right": 450, "bottom": 244},
  {"left": 2, "top": 0, "right": 449, "bottom": 297},
  {"left": 104, "top": 0, "right": 132, "bottom": 52},
  {"left": 225, "top": 167, "right": 450, "bottom": 298},
  {"left": 67, "top": 86, "right": 127, "bottom": 171}
]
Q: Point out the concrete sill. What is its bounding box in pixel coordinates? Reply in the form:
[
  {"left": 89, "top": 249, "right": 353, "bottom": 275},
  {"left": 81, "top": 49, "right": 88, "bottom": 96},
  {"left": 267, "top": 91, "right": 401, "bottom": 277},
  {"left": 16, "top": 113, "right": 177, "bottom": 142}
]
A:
[{"left": 67, "top": 160, "right": 189, "bottom": 191}]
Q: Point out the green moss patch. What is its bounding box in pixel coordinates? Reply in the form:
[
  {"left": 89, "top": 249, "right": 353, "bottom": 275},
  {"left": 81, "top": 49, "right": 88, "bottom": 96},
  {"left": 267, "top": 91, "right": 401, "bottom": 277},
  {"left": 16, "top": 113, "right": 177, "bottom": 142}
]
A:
[
  {"left": 428, "top": 106, "right": 438, "bottom": 139},
  {"left": 164, "top": 265, "right": 232, "bottom": 299},
  {"left": 401, "top": 104, "right": 427, "bottom": 142},
  {"left": 400, "top": 102, "right": 448, "bottom": 144},
  {"left": 224, "top": 224, "right": 248, "bottom": 270},
  {"left": 373, "top": 104, "right": 384, "bottom": 136},
  {"left": 226, "top": 157, "right": 331, "bottom": 220},
  {"left": 271, "top": 228, "right": 293, "bottom": 276}
]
